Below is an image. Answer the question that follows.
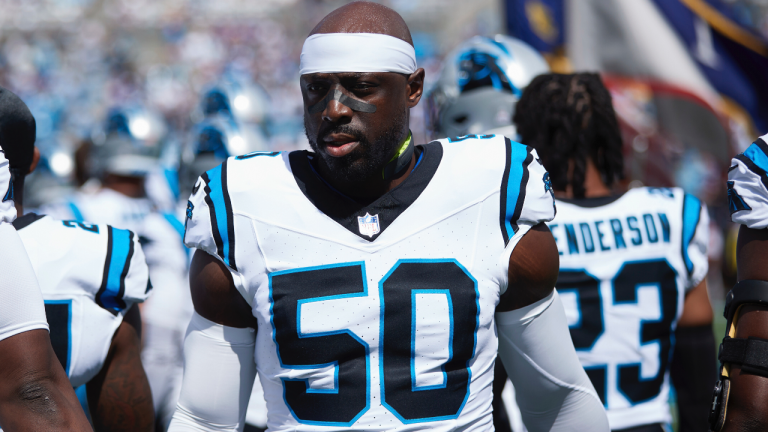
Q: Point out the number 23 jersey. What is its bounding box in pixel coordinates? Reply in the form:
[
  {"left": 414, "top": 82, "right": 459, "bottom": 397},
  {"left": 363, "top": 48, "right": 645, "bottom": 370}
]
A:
[
  {"left": 549, "top": 188, "right": 708, "bottom": 430},
  {"left": 184, "top": 135, "right": 555, "bottom": 431},
  {"left": 13, "top": 213, "right": 150, "bottom": 388}
]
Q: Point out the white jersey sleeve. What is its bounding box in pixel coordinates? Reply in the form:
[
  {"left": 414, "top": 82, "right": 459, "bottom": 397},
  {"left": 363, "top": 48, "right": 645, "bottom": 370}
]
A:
[
  {"left": 0, "top": 223, "right": 48, "bottom": 342},
  {"left": 729, "top": 134, "right": 768, "bottom": 229},
  {"left": 0, "top": 149, "right": 16, "bottom": 223},
  {"left": 184, "top": 160, "right": 250, "bottom": 303},
  {"left": 498, "top": 143, "right": 557, "bottom": 293},
  {"left": 682, "top": 194, "right": 709, "bottom": 290}
]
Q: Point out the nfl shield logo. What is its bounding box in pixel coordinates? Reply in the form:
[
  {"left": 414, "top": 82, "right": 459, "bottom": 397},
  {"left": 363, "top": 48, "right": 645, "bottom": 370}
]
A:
[{"left": 357, "top": 213, "right": 380, "bottom": 238}]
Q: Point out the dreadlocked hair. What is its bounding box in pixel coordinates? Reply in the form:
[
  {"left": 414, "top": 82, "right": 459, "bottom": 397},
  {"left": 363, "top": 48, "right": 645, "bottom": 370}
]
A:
[{"left": 513, "top": 73, "right": 624, "bottom": 198}]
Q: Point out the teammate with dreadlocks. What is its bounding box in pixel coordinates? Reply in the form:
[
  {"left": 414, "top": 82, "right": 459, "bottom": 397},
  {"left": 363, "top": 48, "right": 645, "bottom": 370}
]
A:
[{"left": 514, "top": 73, "right": 716, "bottom": 432}]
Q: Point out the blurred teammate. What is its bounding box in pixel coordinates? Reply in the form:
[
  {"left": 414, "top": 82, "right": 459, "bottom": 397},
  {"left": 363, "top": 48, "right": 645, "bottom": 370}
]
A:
[
  {"left": 0, "top": 86, "right": 93, "bottom": 431},
  {"left": 514, "top": 73, "right": 716, "bottom": 431},
  {"left": 43, "top": 107, "right": 191, "bottom": 431},
  {"left": 709, "top": 133, "right": 768, "bottom": 431},
  {"left": 1, "top": 88, "right": 154, "bottom": 431},
  {"left": 170, "top": 3, "right": 607, "bottom": 431},
  {"left": 426, "top": 34, "right": 550, "bottom": 432}
]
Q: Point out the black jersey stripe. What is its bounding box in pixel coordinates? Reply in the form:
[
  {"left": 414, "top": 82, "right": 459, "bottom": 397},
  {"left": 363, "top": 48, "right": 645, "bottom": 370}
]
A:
[
  {"left": 734, "top": 154, "right": 768, "bottom": 191},
  {"left": 201, "top": 160, "right": 237, "bottom": 271}
]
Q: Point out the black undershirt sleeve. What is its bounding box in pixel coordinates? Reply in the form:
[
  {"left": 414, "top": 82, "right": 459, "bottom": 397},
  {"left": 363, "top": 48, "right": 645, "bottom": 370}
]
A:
[{"left": 670, "top": 324, "right": 717, "bottom": 432}]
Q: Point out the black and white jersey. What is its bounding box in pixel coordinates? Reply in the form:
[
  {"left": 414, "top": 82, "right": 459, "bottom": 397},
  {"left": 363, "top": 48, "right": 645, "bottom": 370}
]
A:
[
  {"left": 13, "top": 214, "right": 150, "bottom": 388},
  {"left": 184, "top": 135, "right": 556, "bottom": 431},
  {"left": 549, "top": 187, "right": 708, "bottom": 430},
  {"left": 729, "top": 134, "right": 768, "bottom": 228}
]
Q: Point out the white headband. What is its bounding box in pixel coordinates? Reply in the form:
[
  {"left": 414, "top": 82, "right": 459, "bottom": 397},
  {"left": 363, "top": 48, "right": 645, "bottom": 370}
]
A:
[{"left": 300, "top": 33, "right": 417, "bottom": 75}]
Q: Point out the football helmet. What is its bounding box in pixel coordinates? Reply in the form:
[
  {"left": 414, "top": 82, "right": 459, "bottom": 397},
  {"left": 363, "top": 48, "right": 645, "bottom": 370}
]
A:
[
  {"left": 90, "top": 107, "right": 167, "bottom": 178},
  {"left": 426, "top": 35, "right": 549, "bottom": 140},
  {"left": 180, "top": 114, "right": 268, "bottom": 196}
]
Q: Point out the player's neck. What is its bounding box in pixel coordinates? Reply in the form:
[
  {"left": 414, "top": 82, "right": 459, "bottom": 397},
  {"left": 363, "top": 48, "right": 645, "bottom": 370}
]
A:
[
  {"left": 316, "top": 153, "right": 417, "bottom": 205},
  {"left": 554, "top": 159, "right": 612, "bottom": 199}
]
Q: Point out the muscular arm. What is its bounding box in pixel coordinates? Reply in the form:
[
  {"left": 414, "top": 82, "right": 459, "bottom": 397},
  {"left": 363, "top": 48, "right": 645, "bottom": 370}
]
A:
[
  {"left": 0, "top": 329, "right": 92, "bottom": 432},
  {"left": 498, "top": 223, "right": 559, "bottom": 312},
  {"left": 496, "top": 223, "right": 609, "bottom": 431},
  {"left": 672, "top": 280, "right": 716, "bottom": 432},
  {"left": 722, "top": 226, "right": 768, "bottom": 432},
  {"left": 86, "top": 305, "right": 154, "bottom": 432},
  {"left": 168, "top": 251, "right": 257, "bottom": 431},
  {"left": 189, "top": 251, "right": 257, "bottom": 329}
]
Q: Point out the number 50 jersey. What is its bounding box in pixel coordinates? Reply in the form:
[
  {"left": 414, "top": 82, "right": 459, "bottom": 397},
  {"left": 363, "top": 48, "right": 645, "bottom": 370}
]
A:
[
  {"left": 549, "top": 187, "right": 708, "bottom": 430},
  {"left": 184, "top": 135, "right": 556, "bottom": 431}
]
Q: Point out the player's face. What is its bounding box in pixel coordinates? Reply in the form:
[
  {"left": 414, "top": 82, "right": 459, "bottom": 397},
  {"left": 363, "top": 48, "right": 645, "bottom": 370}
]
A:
[{"left": 301, "top": 72, "right": 409, "bottom": 182}]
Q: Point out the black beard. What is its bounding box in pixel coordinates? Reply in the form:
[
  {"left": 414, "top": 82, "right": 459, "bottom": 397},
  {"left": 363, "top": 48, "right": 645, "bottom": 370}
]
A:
[{"left": 304, "top": 110, "right": 407, "bottom": 183}]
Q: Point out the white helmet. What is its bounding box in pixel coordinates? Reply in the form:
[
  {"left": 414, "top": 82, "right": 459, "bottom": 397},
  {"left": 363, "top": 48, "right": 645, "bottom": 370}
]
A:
[{"left": 426, "top": 35, "right": 549, "bottom": 140}]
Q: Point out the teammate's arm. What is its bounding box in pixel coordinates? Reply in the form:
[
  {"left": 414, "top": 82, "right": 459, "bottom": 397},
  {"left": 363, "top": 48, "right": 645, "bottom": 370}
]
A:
[
  {"left": 720, "top": 226, "right": 768, "bottom": 432},
  {"left": 86, "top": 304, "right": 154, "bottom": 432},
  {"left": 496, "top": 223, "right": 609, "bottom": 432},
  {"left": 671, "top": 279, "right": 716, "bottom": 432},
  {"left": 0, "top": 329, "right": 93, "bottom": 432},
  {"left": 0, "top": 223, "right": 92, "bottom": 431},
  {"left": 168, "top": 251, "right": 258, "bottom": 431}
]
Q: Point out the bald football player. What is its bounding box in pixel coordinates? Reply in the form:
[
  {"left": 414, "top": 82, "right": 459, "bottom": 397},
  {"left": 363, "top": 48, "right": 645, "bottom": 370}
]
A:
[{"left": 170, "top": 3, "right": 608, "bottom": 431}]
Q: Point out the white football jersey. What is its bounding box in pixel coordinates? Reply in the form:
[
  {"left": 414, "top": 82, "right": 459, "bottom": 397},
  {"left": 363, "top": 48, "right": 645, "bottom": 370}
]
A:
[
  {"left": 13, "top": 213, "right": 151, "bottom": 387},
  {"left": 549, "top": 187, "right": 708, "bottom": 430},
  {"left": 184, "top": 135, "right": 556, "bottom": 431},
  {"left": 41, "top": 187, "right": 191, "bottom": 332},
  {"left": 0, "top": 149, "right": 15, "bottom": 223},
  {"left": 728, "top": 134, "right": 768, "bottom": 228}
]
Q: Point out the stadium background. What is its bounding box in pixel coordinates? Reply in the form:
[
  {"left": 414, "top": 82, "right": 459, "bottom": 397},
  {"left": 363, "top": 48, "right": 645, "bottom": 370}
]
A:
[{"left": 2, "top": 0, "right": 767, "bottom": 430}]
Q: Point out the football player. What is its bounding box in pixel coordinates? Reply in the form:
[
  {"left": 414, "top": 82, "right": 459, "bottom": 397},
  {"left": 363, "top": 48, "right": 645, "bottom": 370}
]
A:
[
  {"left": 169, "top": 2, "right": 608, "bottom": 432},
  {"left": 0, "top": 88, "right": 92, "bottom": 431},
  {"left": 0, "top": 87, "right": 154, "bottom": 431},
  {"left": 709, "top": 133, "right": 768, "bottom": 431},
  {"left": 42, "top": 107, "right": 192, "bottom": 431},
  {"left": 514, "top": 73, "right": 716, "bottom": 432},
  {"left": 426, "top": 34, "right": 551, "bottom": 432}
]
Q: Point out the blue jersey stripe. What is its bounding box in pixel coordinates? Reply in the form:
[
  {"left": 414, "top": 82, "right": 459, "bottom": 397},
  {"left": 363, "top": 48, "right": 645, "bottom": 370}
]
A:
[
  {"left": 68, "top": 201, "right": 84, "bottom": 222},
  {"left": 97, "top": 227, "right": 133, "bottom": 314},
  {"left": 743, "top": 141, "right": 768, "bottom": 175},
  {"left": 681, "top": 194, "right": 702, "bottom": 275},
  {"left": 203, "top": 161, "right": 236, "bottom": 270},
  {"left": 502, "top": 142, "right": 531, "bottom": 243}
]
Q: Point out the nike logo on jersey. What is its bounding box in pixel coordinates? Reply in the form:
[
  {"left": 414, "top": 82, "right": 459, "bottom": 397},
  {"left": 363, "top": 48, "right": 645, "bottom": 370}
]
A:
[{"left": 727, "top": 181, "right": 751, "bottom": 214}]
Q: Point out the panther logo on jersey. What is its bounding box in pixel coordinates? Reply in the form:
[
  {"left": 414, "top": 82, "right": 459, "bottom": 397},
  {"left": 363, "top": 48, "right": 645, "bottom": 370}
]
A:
[
  {"left": 357, "top": 212, "right": 380, "bottom": 238},
  {"left": 186, "top": 201, "right": 195, "bottom": 219},
  {"left": 727, "top": 180, "right": 751, "bottom": 214},
  {"left": 543, "top": 172, "right": 556, "bottom": 214}
]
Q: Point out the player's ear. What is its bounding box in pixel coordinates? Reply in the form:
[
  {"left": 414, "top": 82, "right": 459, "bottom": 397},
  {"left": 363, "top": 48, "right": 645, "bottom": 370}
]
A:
[
  {"left": 406, "top": 68, "right": 425, "bottom": 108},
  {"left": 29, "top": 147, "right": 40, "bottom": 175}
]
